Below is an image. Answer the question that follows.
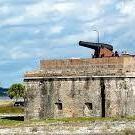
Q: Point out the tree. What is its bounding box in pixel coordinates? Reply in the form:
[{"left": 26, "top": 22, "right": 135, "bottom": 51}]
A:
[{"left": 8, "top": 83, "right": 25, "bottom": 102}]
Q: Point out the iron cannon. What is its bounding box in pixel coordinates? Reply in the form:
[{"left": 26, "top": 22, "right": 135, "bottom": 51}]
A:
[{"left": 79, "top": 41, "right": 114, "bottom": 58}]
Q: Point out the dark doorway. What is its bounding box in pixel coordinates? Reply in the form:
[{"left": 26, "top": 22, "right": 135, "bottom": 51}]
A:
[
  {"left": 55, "top": 103, "right": 62, "bottom": 110},
  {"left": 100, "top": 78, "right": 105, "bottom": 117}
]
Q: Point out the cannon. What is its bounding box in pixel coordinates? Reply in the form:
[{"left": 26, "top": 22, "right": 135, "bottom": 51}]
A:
[{"left": 79, "top": 41, "right": 114, "bottom": 58}]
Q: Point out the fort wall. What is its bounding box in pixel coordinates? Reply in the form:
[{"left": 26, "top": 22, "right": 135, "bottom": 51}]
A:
[{"left": 25, "top": 76, "right": 135, "bottom": 120}]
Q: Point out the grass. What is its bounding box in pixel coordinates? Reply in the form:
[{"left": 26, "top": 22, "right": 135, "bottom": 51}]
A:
[
  {"left": 0, "top": 116, "right": 134, "bottom": 127},
  {"left": 0, "top": 118, "right": 23, "bottom": 127},
  {"left": 42, "top": 117, "right": 118, "bottom": 123},
  {"left": 0, "top": 117, "right": 117, "bottom": 127},
  {"left": 0, "top": 100, "right": 24, "bottom": 114},
  {"left": 0, "top": 101, "right": 13, "bottom": 107},
  {"left": 27, "top": 116, "right": 135, "bottom": 126},
  {"left": 0, "top": 106, "right": 24, "bottom": 114}
]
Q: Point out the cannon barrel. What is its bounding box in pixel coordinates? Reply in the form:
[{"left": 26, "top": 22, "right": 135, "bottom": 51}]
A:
[{"left": 79, "top": 41, "right": 113, "bottom": 51}]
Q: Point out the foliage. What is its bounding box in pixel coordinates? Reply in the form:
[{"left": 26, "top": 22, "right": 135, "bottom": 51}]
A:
[{"left": 8, "top": 83, "right": 25, "bottom": 101}]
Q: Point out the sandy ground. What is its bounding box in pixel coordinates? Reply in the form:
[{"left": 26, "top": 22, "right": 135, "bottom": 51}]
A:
[{"left": 0, "top": 100, "right": 14, "bottom": 107}]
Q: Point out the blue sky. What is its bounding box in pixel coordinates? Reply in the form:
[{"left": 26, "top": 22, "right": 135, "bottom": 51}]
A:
[{"left": 0, "top": 0, "right": 135, "bottom": 87}]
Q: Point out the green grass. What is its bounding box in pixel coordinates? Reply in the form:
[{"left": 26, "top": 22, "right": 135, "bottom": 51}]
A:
[
  {"left": 0, "top": 106, "right": 24, "bottom": 114},
  {"left": 43, "top": 117, "right": 117, "bottom": 123},
  {"left": 0, "top": 119, "right": 23, "bottom": 127},
  {"left": 0, "top": 117, "right": 117, "bottom": 127},
  {"left": 0, "top": 116, "right": 135, "bottom": 127},
  {"left": 0, "top": 101, "right": 24, "bottom": 114},
  {"left": 29, "top": 116, "right": 130, "bottom": 125}
]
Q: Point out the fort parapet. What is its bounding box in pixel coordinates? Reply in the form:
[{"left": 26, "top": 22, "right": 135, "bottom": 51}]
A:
[{"left": 25, "top": 55, "right": 135, "bottom": 78}]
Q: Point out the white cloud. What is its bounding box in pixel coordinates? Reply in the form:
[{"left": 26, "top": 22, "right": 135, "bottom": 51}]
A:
[
  {"left": 117, "top": 1, "right": 135, "bottom": 15},
  {"left": 9, "top": 48, "right": 30, "bottom": 60},
  {"left": 25, "top": 2, "right": 50, "bottom": 17},
  {"left": 53, "top": 2, "right": 75, "bottom": 13},
  {"left": 50, "top": 30, "right": 97, "bottom": 46},
  {"left": 1, "top": 0, "right": 113, "bottom": 26},
  {"left": 0, "top": 5, "right": 10, "bottom": 14},
  {"left": 49, "top": 25, "right": 63, "bottom": 34},
  {"left": 3, "top": 16, "right": 24, "bottom": 25}
]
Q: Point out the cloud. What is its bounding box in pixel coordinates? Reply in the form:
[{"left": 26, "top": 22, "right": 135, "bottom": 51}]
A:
[
  {"left": 0, "top": 5, "right": 10, "bottom": 14},
  {"left": 49, "top": 25, "right": 63, "bottom": 34},
  {"left": 0, "top": 0, "right": 134, "bottom": 87},
  {"left": 1, "top": 0, "right": 111, "bottom": 26},
  {"left": 117, "top": 0, "right": 135, "bottom": 15}
]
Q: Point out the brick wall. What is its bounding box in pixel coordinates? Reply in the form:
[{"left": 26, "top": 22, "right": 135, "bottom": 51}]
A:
[{"left": 40, "top": 57, "right": 124, "bottom": 69}]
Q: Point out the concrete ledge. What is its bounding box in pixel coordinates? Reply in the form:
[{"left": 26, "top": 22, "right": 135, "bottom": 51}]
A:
[{"left": 24, "top": 75, "right": 135, "bottom": 81}]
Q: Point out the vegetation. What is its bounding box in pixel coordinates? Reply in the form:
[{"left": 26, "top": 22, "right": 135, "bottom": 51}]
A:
[
  {"left": 0, "top": 101, "right": 24, "bottom": 114},
  {"left": 0, "top": 101, "right": 13, "bottom": 106},
  {"left": 7, "top": 83, "right": 25, "bottom": 101},
  {"left": 0, "top": 119, "right": 23, "bottom": 127},
  {"left": 0, "top": 106, "right": 24, "bottom": 114},
  {"left": 0, "top": 116, "right": 134, "bottom": 127}
]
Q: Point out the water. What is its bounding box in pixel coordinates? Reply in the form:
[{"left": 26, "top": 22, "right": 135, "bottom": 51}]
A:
[{"left": 0, "top": 96, "right": 11, "bottom": 101}]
